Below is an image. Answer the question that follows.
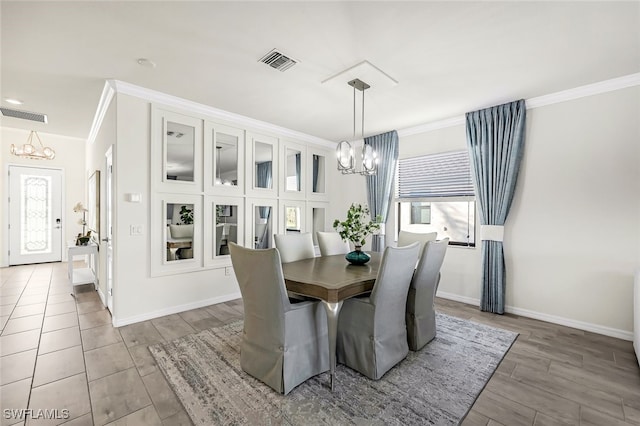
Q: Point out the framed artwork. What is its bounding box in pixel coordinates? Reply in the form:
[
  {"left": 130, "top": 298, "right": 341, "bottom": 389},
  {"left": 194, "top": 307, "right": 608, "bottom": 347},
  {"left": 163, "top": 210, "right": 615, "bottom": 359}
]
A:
[{"left": 88, "top": 170, "right": 100, "bottom": 237}]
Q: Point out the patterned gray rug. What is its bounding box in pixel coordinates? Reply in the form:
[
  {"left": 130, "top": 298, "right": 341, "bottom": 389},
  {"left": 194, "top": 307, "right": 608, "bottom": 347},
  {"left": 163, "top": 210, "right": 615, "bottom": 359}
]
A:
[{"left": 149, "top": 313, "right": 517, "bottom": 425}]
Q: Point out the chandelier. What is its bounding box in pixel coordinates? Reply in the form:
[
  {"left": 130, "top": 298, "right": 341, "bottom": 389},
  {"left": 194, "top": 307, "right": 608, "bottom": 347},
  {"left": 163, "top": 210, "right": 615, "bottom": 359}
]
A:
[
  {"left": 336, "top": 78, "right": 377, "bottom": 176},
  {"left": 10, "top": 130, "right": 55, "bottom": 160}
]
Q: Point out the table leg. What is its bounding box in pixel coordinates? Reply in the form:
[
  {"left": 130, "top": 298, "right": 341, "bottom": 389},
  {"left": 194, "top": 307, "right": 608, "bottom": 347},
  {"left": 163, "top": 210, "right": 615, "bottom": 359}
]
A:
[{"left": 321, "top": 301, "right": 343, "bottom": 392}]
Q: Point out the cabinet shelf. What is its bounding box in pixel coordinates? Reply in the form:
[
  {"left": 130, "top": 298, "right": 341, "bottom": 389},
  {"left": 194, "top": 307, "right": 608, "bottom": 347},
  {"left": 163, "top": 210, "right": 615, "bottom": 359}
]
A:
[{"left": 68, "top": 243, "right": 98, "bottom": 289}]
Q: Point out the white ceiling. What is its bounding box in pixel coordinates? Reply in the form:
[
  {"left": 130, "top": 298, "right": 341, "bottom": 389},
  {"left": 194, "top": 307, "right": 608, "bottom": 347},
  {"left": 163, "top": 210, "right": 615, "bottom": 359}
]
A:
[{"left": 1, "top": 1, "right": 638, "bottom": 142}]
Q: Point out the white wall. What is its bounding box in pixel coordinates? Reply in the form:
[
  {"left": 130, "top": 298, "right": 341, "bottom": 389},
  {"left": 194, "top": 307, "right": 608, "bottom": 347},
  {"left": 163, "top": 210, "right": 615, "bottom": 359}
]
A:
[
  {"left": 109, "top": 93, "right": 337, "bottom": 325},
  {"left": 108, "top": 95, "right": 239, "bottom": 324},
  {"left": 85, "top": 100, "right": 116, "bottom": 299},
  {"left": 384, "top": 86, "right": 640, "bottom": 338},
  {"left": 1, "top": 127, "right": 86, "bottom": 266}
]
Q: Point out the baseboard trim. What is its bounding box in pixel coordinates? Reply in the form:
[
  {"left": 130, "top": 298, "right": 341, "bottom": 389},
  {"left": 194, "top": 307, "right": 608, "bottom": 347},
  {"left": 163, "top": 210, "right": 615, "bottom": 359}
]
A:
[
  {"left": 436, "top": 291, "right": 633, "bottom": 341},
  {"left": 97, "top": 287, "right": 107, "bottom": 307},
  {"left": 112, "top": 292, "right": 242, "bottom": 327}
]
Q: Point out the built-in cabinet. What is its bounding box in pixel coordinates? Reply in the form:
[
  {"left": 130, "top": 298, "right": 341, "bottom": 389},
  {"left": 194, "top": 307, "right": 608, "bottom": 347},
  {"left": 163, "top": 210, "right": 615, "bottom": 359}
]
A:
[{"left": 150, "top": 106, "right": 331, "bottom": 276}]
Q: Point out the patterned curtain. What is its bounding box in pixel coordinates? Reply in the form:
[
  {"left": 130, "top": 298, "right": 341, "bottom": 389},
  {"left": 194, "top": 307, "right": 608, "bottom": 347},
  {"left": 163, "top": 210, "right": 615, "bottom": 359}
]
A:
[
  {"left": 365, "top": 130, "right": 399, "bottom": 252},
  {"left": 466, "top": 99, "right": 526, "bottom": 314}
]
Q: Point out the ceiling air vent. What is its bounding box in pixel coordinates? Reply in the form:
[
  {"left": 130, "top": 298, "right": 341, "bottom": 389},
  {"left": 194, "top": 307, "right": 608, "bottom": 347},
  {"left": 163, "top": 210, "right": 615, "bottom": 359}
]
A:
[
  {"left": 259, "top": 49, "right": 298, "bottom": 72},
  {"left": 0, "top": 107, "right": 48, "bottom": 123}
]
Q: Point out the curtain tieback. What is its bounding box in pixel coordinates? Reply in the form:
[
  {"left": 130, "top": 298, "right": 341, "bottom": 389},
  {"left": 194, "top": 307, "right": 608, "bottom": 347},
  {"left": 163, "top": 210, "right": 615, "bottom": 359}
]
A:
[{"left": 480, "top": 225, "right": 504, "bottom": 242}]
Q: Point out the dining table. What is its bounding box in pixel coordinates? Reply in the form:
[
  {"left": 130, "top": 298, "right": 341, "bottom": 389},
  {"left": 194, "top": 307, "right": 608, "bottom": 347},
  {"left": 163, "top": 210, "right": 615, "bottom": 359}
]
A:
[{"left": 282, "top": 252, "right": 382, "bottom": 391}]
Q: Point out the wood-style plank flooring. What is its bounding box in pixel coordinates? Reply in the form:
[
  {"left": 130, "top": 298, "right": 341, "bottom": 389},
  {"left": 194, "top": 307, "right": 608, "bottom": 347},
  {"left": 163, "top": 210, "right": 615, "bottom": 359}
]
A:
[{"left": 1, "top": 262, "right": 639, "bottom": 425}]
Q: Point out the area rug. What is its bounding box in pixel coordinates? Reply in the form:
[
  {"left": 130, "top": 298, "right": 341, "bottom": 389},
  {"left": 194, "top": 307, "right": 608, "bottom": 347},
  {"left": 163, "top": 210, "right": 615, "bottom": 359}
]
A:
[{"left": 149, "top": 313, "right": 517, "bottom": 425}]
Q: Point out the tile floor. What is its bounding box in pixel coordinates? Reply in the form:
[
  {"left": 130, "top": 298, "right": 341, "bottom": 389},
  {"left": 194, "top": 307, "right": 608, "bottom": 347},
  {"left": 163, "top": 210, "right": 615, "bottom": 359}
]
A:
[
  {"left": 1, "top": 262, "right": 242, "bottom": 426},
  {"left": 2, "top": 261, "right": 639, "bottom": 425}
]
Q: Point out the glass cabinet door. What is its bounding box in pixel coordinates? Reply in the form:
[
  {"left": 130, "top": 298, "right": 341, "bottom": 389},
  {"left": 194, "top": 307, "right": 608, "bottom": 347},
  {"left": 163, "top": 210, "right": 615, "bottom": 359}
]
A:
[
  {"left": 307, "top": 148, "right": 329, "bottom": 201},
  {"left": 245, "top": 199, "right": 277, "bottom": 249},
  {"left": 279, "top": 200, "right": 305, "bottom": 235},
  {"left": 306, "top": 202, "right": 329, "bottom": 246},
  {"left": 280, "top": 140, "right": 305, "bottom": 199},
  {"left": 165, "top": 203, "right": 195, "bottom": 262},
  {"left": 246, "top": 133, "right": 278, "bottom": 197},
  {"left": 204, "top": 196, "right": 244, "bottom": 267},
  {"left": 205, "top": 122, "right": 244, "bottom": 194},
  {"left": 165, "top": 122, "right": 195, "bottom": 182},
  {"left": 153, "top": 109, "right": 203, "bottom": 194}
]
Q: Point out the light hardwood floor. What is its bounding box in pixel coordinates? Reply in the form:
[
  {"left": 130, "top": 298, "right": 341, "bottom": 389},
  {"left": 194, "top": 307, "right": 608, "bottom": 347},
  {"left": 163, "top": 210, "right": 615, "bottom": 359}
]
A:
[{"left": 1, "top": 262, "right": 639, "bottom": 425}]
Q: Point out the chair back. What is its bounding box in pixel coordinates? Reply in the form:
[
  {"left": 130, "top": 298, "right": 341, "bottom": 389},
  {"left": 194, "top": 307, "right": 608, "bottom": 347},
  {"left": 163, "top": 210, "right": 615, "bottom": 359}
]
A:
[
  {"left": 273, "top": 233, "right": 315, "bottom": 263},
  {"left": 215, "top": 225, "right": 224, "bottom": 256},
  {"left": 411, "top": 238, "right": 449, "bottom": 294},
  {"left": 397, "top": 230, "right": 437, "bottom": 258},
  {"left": 229, "top": 243, "right": 289, "bottom": 346},
  {"left": 370, "top": 243, "right": 420, "bottom": 329},
  {"left": 316, "top": 231, "right": 350, "bottom": 256},
  {"left": 228, "top": 224, "right": 238, "bottom": 245}
]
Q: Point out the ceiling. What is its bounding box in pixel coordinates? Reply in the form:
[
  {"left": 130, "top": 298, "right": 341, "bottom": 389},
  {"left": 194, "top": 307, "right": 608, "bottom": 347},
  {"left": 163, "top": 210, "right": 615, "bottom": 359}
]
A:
[{"left": 1, "top": 1, "right": 638, "bottom": 143}]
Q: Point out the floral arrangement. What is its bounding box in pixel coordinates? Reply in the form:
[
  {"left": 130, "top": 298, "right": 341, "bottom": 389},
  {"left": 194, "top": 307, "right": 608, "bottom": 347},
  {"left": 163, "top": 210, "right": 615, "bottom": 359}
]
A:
[
  {"left": 333, "top": 203, "right": 381, "bottom": 248},
  {"left": 73, "top": 202, "right": 91, "bottom": 245}
]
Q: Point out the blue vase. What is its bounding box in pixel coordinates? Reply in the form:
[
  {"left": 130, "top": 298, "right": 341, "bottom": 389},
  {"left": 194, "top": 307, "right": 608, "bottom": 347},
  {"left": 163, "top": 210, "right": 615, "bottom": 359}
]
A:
[{"left": 345, "top": 247, "right": 371, "bottom": 265}]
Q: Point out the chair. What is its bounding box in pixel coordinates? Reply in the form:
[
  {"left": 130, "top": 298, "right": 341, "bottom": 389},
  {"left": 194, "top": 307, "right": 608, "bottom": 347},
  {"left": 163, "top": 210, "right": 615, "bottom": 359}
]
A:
[
  {"left": 397, "top": 230, "right": 437, "bottom": 258},
  {"left": 336, "top": 242, "right": 420, "bottom": 380},
  {"left": 273, "top": 233, "right": 315, "bottom": 263},
  {"left": 316, "top": 231, "right": 350, "bottom": 256},
  {"left": 406, "top": 238, "right": 449, "bottom": 351},
  {"left": 228, "top": 243, "right": 329, "bottom": 394},
  {"left": 215, "top": 225, "right": 224, "bottom": 256}
]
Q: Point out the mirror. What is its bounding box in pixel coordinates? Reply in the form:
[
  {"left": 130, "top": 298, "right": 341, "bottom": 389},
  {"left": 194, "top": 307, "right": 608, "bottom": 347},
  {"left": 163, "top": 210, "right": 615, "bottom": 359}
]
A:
[
  {"left": 254, "top": 142, "right": 273, "bottom": 189},
  {"left": 214, "top": 132, "right": 239, "bottom": 187},
  {"left": 311, "top": 207, "right": 325, "bottom": 245},
  {"left": 285, "top": 148, "right": 302, "bottom": 192},
  {"left": 215, "top": 203, "right": 238, "bottom": 256},
  {"left": 166, "top": 203, "right": 194, "bottom": 261},
  {"left": 312, "top": 154, "right": 326, "bottom": 193},
  {"left": 166, "top": 121, "right": 195, "bottom": 182},
  {"left": 254, "top": 205, "right": 272, "bottom": 249},
  {"left": 285, "top": 206, "right": 301, "bottom": 234}
]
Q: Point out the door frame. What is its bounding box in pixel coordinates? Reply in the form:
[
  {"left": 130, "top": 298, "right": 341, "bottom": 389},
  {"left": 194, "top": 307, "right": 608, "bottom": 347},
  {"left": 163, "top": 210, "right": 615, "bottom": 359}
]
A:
[
  {"left": 2, "top": 163, "right": 67, "bottom": 267},
  {"left": 104, "top": 146, "right": 115, "bottom": 315}
]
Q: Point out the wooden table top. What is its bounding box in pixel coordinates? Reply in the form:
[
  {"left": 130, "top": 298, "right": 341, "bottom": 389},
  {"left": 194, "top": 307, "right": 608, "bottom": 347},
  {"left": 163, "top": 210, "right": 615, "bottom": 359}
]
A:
[
  {"left": 166, "top": 238, "right": 192, "bottom": 249},
  {"left": 282, "top": 253, "right": 381, "bottom": 303}
]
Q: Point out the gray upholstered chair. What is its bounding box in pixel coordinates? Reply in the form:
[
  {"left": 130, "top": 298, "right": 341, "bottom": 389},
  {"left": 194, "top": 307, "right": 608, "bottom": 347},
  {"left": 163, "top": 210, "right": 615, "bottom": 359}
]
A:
[
  {"left": 316, "top": 231, "right": 350, "bottom": 256},
  {"left": 228, "top": 242, "right": 329, "bottom": 394},
  {"left": 336, "top": 242, "right": 420, "bottom": 380},
  {"left": 215, "top": 225, "right": 224, "bottom": 256},
  {"left": 397, "top": 230, "right": 437, "bottom": 258},
  {"left": 406, "top": 238, "right": 449, "bottom": 351},
  {"left": 273, "top": 233, "right": 315, "bottom": 263}
]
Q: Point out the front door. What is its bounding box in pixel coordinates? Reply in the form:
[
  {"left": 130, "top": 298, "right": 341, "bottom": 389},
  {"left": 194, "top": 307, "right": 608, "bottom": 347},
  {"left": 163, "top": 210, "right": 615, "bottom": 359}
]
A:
[{"left": 9, "top": 165, "right": 63, "bottom": 265}]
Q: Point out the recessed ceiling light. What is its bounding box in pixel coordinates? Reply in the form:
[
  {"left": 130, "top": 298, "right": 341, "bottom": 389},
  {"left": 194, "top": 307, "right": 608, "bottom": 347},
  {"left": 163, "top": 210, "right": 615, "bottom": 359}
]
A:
[
  {"left": 5, "top": 98, "right": 23, "bottom": 105},
  {"left": 136, "top": 58, "right": 157, "bottom": 68}
]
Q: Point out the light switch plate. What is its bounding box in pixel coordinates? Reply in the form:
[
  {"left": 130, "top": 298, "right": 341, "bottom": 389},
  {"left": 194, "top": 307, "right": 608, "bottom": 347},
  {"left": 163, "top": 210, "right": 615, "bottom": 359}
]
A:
[{"left": 130, "top": 225, "right": 143, "bottom": 236}]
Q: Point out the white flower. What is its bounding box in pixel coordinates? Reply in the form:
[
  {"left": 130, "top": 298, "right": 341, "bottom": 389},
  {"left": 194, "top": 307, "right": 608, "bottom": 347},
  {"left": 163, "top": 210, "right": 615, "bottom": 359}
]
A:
[
  {"left": 73, "top": 202, "right": 87, "bottom": 213},
  {"left": 77, "top": 218, "right": 86, "bottom": 226}
]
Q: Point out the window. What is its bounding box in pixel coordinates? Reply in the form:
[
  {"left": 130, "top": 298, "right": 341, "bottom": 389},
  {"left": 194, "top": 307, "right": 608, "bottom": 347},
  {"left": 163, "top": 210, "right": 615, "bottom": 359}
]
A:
[
  {"left": 396, "top": 150, "right": 476, "bottom": 247},
  {"left": 286, "top": 206, "right": 301, "bottom": 231},
  {"left": 410, "top": 202, "right": 431, "bottom": 224}
]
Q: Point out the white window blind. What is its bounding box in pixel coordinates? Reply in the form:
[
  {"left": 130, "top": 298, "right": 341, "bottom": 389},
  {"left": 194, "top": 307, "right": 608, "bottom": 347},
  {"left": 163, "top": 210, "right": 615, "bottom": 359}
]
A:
[{"left": 397, "top": 150, "right": 474, "bottom": 200}]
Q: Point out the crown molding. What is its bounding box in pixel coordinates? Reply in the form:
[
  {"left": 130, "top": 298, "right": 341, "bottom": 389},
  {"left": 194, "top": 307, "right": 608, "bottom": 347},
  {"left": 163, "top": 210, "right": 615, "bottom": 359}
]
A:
[
  {"left": 103, "top": 80, "right": 335, "bottom": 149},
  {"left": 87, "top": 80, "right": 116, "bottom": 145},
  {"left": 398, "top": 72, "right": 640, "bottom": 138},
  {"left": 525, "top": 72, "right": 640, "bottom": 109}
]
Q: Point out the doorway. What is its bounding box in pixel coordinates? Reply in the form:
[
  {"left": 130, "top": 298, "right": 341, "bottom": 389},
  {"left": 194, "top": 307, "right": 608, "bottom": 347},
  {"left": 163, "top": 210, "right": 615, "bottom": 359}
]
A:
[
  {"left": 105, "top": 147, "right": 114, "bottom": 313},
  {"left": 9, "top": 165, "right": 63, "bottom": 265}
]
